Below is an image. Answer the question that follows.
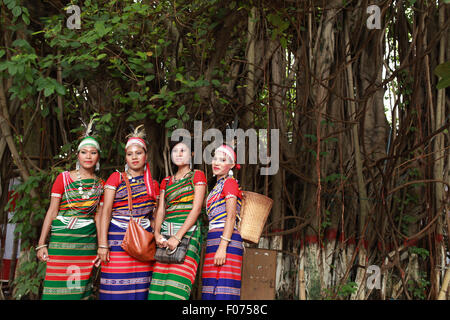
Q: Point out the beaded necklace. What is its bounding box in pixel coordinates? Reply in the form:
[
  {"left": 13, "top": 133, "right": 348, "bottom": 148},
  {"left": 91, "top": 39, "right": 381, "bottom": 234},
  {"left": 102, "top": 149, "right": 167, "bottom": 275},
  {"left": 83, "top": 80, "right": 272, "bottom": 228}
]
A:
[{"left": 64, "top": 171, "right": 103, "bottom": 212}]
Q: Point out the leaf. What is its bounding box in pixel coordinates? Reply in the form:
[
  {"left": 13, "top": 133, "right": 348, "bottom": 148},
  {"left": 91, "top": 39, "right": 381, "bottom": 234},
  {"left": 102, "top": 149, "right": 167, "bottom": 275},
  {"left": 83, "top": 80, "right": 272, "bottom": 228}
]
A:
[
  {"left": 165, "top": 117, "right": 178, "bottom": 128},
  {"left": 22, "top": 12, "right": 30, "bottom": 25},
  {"left": 94, "top": 20, "right": 108, "bottom": 37},
  {"left": 43, "top": 86, "right": 54, "bottom": 97},
  {"left": 177, "top": 105, "right": 185, "bottom": 116},
  {"left": 12, "top": 6, "right": 22, "bottom": 17},
  {"left": 175, "top": 73, "right": 183, "bottom": 82},
  {"left": 126, "top": 112, "right": 146, "bottom": 122},
  {"left": 280, "top": 36, "right": 287, "bottom": 49},
  {"left": 0, "top": 61, "right": 9, "bottom": 72},
  {"left": 434, "top": 61, "right": 450, "bottom": 89},
  {"left": 127, "top": 91, "right": 140, "bottom": 100},
  {"left": 434, "top": 61, "right": 450, "bottom": 77},
  {"left": 437, "top": 78, "right": 450, "bottom": 90},
  {"left": 54, "top": 83, "right": 66, "bottom": 95},
  {"left": 25, "top": 71, "right": 34, "bottom": 84},
  {"left": 101, "top": 113, "right": 112, "bottom": 123},
  {"left": 96, "top": 53, "right": 107, "bottom": 60},
  {"left": 8, "top": 63, "right": 17, "bottom": 75}
]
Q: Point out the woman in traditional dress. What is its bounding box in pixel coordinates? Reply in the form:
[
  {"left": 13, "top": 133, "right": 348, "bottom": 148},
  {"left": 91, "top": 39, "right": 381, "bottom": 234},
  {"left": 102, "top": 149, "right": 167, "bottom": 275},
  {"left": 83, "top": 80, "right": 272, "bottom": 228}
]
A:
[
  {"left": 148, "top": 137, "right": 207, "bottom": 300},
  {"left": 201, "top": 144, "right": 243, "bottom": 300},
  {"left": 36, "top": 132, "right": 104, "bottom": 300},
  {"left": 97, "top": 125, "right": 159, "bottom": 300}
]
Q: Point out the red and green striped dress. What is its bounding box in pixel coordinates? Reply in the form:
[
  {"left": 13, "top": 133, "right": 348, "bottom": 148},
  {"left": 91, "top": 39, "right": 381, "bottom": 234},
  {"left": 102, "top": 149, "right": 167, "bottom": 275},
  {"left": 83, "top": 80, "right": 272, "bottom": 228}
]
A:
[
  {"left": 148, "top": 170, "right": 206, "bottom": 300},
  {"left": 42, "top": 171, "right": 103, "bottom": 300}
]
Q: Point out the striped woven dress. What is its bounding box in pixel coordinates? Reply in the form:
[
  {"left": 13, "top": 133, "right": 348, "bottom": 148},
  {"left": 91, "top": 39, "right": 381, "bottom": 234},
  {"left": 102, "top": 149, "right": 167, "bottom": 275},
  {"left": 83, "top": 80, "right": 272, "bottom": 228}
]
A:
[
  {"left": 99, "top": 171, "right": 159, "bottom": 300},
  {"left": 201, "top": 176, "right": 243, "bottom": 300},
  {"left": 42, "top": 171, "right": 103, "bottom": 300},
  {"left": 148, "top": 170, "right": 206, "bottom": 300}
]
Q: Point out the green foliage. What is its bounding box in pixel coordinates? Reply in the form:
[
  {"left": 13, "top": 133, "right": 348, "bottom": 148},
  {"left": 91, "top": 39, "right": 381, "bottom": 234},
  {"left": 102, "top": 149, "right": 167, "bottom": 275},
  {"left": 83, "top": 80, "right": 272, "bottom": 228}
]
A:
[
  {"left": 338, "top": 281, "right": 358, "bottom": 297},
  {"left": 408, "top": 247, "right": 429, "bottom": 260},
  {"left": 322, "top": 281, "right": 358, "bottom": 300},
  {"left": 407, "top": 272, "right": 430, "bottom": 300},
  {"left": 6, "top": 170, "right": 58, "bottom": 248},
  {"left": 5, "top": 170, "right": 57, "bottom": 299},
  {"left": 12, "top": 249, "right": 46, "bottom": 300},
  {"left": 434, "top": 61, "right": 450, "bottom": 89}
]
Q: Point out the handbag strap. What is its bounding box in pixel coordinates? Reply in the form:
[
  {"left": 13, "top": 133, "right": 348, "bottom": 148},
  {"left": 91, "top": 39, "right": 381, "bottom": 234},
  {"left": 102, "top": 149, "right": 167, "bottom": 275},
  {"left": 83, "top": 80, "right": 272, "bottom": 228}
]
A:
[
  {"left": 185, "top": 171, "right": 199, "bottom": 242},
  {"left": 121, "top": 172, "right": 133, "bottom": 214},
  {"left": 185, "top": 225, "right": 197, "bottom": 242}
]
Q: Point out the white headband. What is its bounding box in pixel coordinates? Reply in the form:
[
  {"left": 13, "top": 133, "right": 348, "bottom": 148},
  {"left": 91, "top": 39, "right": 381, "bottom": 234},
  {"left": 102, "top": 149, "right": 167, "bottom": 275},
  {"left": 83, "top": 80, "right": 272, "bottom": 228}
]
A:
[
  {"left": 78, "top": 137, "right": 100, "bottom": 151},
  {"left": 125, "top": 137, "right": 147, "bottom": 151},
  {"left": 215, "top": 146, "right": 235, "bottom": 164}
]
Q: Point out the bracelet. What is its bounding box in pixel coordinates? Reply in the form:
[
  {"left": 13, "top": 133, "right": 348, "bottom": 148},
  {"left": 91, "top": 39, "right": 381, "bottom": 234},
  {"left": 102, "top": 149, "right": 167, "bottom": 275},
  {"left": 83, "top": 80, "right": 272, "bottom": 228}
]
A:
[
  {"left": 98, "top": 245, "right": 109, "bottom": 249},
  {"left": 172, "top": 235, "right": 182, "bottom": 243},
  {"left": 35, "top": 244, "right": 48, "bottom": 251},
  {"left": 220, "top": 235, "right": 231, "bottom": 242}
]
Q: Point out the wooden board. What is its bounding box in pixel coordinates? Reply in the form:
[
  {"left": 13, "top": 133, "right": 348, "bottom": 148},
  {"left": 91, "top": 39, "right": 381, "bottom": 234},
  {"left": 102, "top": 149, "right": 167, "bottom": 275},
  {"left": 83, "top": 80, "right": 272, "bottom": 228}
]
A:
[{"left": 241, "top": 248, "right": 277, "bottom": 300}]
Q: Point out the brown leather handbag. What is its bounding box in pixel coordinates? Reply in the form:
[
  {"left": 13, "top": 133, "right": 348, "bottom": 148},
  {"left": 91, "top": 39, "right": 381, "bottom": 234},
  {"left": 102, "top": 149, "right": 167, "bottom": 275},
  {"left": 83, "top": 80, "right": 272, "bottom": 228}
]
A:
[{"left": 120, "top": 172, "right": 156, "bottom": 262}]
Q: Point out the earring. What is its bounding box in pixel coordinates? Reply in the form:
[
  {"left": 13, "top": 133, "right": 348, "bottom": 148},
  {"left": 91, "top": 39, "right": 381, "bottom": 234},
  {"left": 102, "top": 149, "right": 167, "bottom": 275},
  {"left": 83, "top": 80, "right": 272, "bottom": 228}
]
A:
[
  {"left": 228, "top": 169, "right": 234, "bottom": 177},
  {"left": 95, "top": 162, "right": 100, "bottom": 172},
  {"left": 76, "top": 160, "right": 80, "bottom": 171},
  {"left": 124, "top": 163, "right": 129, "bottom": 172}
]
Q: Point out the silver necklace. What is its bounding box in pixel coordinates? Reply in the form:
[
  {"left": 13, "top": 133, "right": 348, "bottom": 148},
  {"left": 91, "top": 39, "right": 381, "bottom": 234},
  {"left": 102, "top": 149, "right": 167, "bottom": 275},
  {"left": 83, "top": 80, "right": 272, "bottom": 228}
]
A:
[
  {"left": 76, "top": 169, "right": 97, "bottom": 200},
  {"left": 126, "top": 170, "right": 142, "bottom": 183},
  {"left": 173, "top": 170, "right": 191, "bottom": 183}
]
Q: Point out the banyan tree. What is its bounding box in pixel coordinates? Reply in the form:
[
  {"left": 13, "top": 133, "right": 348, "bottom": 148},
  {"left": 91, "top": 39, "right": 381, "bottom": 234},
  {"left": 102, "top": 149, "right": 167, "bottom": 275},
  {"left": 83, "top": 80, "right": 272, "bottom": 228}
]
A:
[{"left": 0, "top": 0, "right": 448, "bottom": 300}]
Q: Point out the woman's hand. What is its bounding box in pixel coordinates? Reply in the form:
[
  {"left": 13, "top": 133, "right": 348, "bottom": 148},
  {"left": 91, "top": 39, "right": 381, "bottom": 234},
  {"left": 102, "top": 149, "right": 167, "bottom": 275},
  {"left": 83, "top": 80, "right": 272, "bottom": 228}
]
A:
[
  {"left": 214, "top": 244, "right": 227, "bottom": 266},
  {"left": 167, "top": 236, "right": 180, "bottom": 251},
  {"left": 37, "top": 247, "right": 50, "bottom": 262},
  {"left": 93, "top": 255, "right": 102, "bottom": 267},
  {"left": 155, "top": 232, "right": 167, "bottom": 248},
  {"left": 97, "top": 247, "right": 110, "bottom": 264}
]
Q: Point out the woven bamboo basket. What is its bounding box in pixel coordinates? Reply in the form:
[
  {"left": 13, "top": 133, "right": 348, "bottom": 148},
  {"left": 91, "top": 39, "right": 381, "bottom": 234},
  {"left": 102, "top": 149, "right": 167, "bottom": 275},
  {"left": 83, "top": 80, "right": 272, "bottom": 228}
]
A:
[{"left": 238, "top": 191, "right": 273, "bottom": 243}]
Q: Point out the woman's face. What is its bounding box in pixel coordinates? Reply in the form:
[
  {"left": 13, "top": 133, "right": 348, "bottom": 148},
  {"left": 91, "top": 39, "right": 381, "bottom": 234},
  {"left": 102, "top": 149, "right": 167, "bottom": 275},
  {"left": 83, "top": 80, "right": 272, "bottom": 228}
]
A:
[
  {"left": 126, "top": 144, "right": 147, "bottom": 171},
  {"left": 212, "top": 150, "right": 234, "bottom": 177},
  {"left": 78, "top": 146, "right": 99, "bottom": 170},
  {"left": 171, "top": 142, "right": 191, "bottom": 167}
]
